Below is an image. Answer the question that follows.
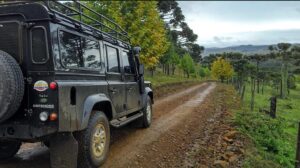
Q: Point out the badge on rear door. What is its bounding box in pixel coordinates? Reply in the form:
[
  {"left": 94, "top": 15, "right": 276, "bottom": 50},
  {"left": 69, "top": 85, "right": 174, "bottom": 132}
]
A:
[{"left": 34, "top": 80, "right": 48, "bottom": 92}]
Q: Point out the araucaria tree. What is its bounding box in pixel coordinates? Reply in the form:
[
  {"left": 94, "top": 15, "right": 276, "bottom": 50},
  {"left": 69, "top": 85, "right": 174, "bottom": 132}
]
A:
[{"left": 211, "top": 57, "right": 234, "bottom": 82}]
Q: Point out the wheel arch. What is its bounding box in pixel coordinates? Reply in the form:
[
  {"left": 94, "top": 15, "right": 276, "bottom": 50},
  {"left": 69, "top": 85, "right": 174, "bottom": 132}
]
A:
[
  {"left": 145, "top": 87, "right": 154, "bottom": 104},
  {"left": 80, "top": 94, "right": 115, "bottom": 130}
]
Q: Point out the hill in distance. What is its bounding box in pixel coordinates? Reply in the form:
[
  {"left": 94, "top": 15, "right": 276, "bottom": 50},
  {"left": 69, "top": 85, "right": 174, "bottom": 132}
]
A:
[{"left": 203, "top": 44, "right": 272, "bottom": 56}]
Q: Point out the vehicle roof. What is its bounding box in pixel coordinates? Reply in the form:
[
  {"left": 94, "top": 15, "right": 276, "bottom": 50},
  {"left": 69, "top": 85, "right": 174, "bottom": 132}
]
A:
[
  {"left": 0, "top": 3, "right": 50, "bottom": 21},
  {"left": 0, "top": 2, "right": 131, "bottom": 49}
]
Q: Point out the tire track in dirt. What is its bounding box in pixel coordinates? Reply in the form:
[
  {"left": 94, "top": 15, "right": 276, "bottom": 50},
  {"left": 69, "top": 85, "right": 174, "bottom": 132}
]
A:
[
  {"left": 103, "top": 82, "right": 216, "bottom": 168},
  {"left": 0, "top": 82, "right": 214, "bottom": 168}
]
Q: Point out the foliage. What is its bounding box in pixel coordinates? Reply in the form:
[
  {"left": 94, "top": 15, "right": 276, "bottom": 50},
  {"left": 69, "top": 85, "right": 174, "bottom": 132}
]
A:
[
  {"left": 198, "top": 66, "right": 210, "bottom": 79},
  {"left": 180, "top": 53, "right": 195, "bottom": 78},
  {"left": 268, "top": 43, "right": 300, "bottom": 98},
  {"left": 235, "top": 76, "right": 300, "bottom": 168},
  {"left": 144, "top": 68, "right": 201, "bottom": 87},
  {"left": 85, "top": 1, "right": 169, "bottom": 69},
  {"left": 234, "top": 111, "right": 294, "bottom": 168},
  {"left": 211, "top": 57, "right": 234, "bottom": 82},
  {"left": 157, "top": 0, "right": 204, "bottom": 63}
]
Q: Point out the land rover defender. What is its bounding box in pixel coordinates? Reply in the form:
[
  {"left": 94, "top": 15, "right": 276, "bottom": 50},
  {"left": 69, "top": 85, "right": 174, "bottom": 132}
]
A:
[{"left": 0, "top": 1, "right": 153, "bottom": 167}]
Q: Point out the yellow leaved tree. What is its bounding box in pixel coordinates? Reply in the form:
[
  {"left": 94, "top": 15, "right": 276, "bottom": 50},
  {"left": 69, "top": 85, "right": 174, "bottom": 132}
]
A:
[
  {"left": 85, "top": 1, "right": 169, "bottom": 70},
  {"left": 211, "top": 57, "right": 234, "bottom": 82}
]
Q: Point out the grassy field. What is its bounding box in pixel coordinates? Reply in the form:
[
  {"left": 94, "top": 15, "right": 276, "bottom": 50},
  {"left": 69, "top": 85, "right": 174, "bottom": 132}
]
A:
[
  {"left": 144, "top": 68, "right": 205, "bottom": 88},
  {"left": 236, "top": 76, "right": 300, "bottom": 167}
]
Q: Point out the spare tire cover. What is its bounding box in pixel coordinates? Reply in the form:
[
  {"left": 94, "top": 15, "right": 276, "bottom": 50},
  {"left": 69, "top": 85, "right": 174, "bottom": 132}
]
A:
[{"left": 0, "top": 50, "right": 24, "bottom": 123}]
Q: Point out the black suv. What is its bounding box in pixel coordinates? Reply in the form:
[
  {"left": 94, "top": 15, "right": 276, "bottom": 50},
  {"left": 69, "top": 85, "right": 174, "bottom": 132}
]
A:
[{"left": 0, "top": 1, "right": 153, "bottom": 167}]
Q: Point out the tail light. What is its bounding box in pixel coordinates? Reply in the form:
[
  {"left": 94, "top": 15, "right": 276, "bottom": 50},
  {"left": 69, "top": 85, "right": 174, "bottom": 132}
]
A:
[{"left": 49, "top": 81, "right": 57, "bottom": 90}]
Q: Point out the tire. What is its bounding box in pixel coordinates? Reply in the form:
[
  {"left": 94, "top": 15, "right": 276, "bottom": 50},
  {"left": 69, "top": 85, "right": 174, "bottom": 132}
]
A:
[
  {"left": 0, "top": 140, "right": 21, "bottom": 160},
  {"left": 75, "top": 111, "right": 110, "bottom": 168},
  {"left": 0, "top": 50, "right": 24, "bottom": 123},
  {"left": 140, "top": 96, "right": 152, "bottom": 128}
]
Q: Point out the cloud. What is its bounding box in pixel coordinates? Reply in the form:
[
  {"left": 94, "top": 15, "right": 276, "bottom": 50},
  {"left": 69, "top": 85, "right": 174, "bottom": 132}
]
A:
[
  {"left": 213, "top": 36, "right": 233, "bottom": 43},
  {"left": 178, "top": 1, "right": 300, "bottom": 47}
]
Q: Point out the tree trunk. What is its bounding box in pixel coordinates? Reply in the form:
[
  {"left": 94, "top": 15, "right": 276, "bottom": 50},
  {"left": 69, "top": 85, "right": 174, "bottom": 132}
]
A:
[
  {"left": 256, "top": 60, "right": 260, "bottom": 94},
  {"left": 250, "top": 78, "right": 255, "bottom": 111},
  {"left": 241, "top": 85, "right": 246, "bottom": 102},
  {"left": 281, "top": 57, "right": 288, "bottom": 98},
  {"left": 172, "top": 64, "right": 175, "bottom": 75},
  {"left": 257, "top": 79, "right": 260, "bottom": 94},
  {"left": 261, "top": 80, "right": 264, "bottom": 95},
  {"left": 151, "top": 69, "right": 154, "bottom": 77}
]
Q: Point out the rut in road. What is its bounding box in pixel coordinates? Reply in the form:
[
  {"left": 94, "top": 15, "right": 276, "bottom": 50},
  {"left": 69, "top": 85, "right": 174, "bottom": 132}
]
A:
[
  {"left": 0, "top": 82, "right": 214, "bottom": 168},
  {"left": 103, "top": 82, "right": 216, "bottom": 168}
]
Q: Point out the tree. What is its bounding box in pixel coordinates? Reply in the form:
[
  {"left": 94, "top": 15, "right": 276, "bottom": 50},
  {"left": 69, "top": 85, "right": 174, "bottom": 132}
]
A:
[
  {"left": 232, "top": 59, "right": 249, "bottom": 94},
  {"left": 211, "top": 57, "right": 234, "bottom": 82},
  {"left": 269, "top": 43, "right": 292, "bottom": 98},
  {"left": 198, "top": 66, "right": 210, "bottom": 79},
  {"left": 85, "top": 1, "right": 169, "bottom": 70},
  {"left": 157, "top": 1, "right": 204, "bottom": 63},
  {"left": 180, "top": 53, "right": 195, "bottom": 78},
  {"left": 186, "top": 43, "right": 204, "bottom": 63},
  {"left": 248, "top": 54, "right": 268, "bottom": 94}
]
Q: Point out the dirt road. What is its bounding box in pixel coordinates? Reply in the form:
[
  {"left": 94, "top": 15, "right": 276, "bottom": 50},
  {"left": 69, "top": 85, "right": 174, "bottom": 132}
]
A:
[{"left": 0, "top": 82, "right": 225, "bottom": 168}]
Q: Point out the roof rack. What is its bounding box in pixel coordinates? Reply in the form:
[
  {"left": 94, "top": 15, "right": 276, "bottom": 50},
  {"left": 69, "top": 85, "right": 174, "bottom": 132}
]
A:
[
  {"left": 0, "top": 1, "right": 130, "bottom": 46},
  {"left": 42, "top": 1, "right": 130, "bottom": 45}
]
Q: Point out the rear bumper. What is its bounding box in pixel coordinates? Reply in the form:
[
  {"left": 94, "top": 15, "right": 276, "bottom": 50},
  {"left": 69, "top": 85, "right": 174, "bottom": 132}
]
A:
[{"left": 0, "top": 123, "right": 57, "bottom": 140}]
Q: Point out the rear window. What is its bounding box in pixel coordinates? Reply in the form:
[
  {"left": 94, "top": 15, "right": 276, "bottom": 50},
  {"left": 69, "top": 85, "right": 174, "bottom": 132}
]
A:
[
  {"left": 31, "top": 27, "right": 48, "bottom": 63},
  {"left": 59, "top": 30, "right": 102, "bottom": 70},
  {"left": 0, "top": 21, "right": 21, "bottom": 62}
]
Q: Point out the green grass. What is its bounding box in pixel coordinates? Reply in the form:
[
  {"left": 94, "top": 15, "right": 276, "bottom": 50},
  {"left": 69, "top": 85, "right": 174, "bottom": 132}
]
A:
[
  {"left": 144, "top": 68, "right": 205, "bottom": 88},
  {"left": 236, "top": 76, "right": 300, "bottom": 168}
]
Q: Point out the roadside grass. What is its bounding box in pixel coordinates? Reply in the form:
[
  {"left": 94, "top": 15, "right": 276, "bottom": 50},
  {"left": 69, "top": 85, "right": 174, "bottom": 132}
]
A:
[
  {"left": 234, "top": 76, "right": 300, "bottom": 168},
  {"left": 144, "top": 68, "right": 205, "bottom": 88}
]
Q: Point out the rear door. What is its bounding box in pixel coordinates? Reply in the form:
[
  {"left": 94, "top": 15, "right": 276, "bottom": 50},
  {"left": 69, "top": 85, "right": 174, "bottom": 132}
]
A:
[
  {"left": 105, "top": 44, "right": 126, "bottom": 114},
  {"left": 120, "top": 50, "right": 141, "bottom": 112}
]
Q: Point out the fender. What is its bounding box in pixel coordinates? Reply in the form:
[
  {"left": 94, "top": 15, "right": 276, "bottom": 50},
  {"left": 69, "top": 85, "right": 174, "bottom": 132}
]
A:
[
  {"left": 144, "top": 87, "right": 154, "bottom": 105},
  {"left": 80, "top": 94, "right": 116, "bottom": 130}
]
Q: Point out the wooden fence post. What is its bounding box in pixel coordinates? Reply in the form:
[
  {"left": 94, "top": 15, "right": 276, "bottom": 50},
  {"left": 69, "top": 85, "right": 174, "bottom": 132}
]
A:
[
  {"left": 295, "top": 122, "right": 300, "bottom": 168},
  {"left": 269, "top": 96, "right": 277, "bottom": 118}
]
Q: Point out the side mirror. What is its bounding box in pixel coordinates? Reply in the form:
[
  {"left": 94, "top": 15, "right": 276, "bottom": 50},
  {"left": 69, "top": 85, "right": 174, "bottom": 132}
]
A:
[
  {"left": 133, "top": 46, "right": 141, "bottom": 57},
  {"left": 139, "top": 64, "right": 144, "bottom": 75}
]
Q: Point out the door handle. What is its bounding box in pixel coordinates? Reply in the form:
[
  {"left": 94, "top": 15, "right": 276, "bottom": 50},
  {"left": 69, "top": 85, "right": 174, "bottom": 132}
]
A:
[
  {"left": 109, "top": 88, "right": 118, "bottom": 94},
  {"left": 127, "top": 87, "right": 133, "bottom": 92}
]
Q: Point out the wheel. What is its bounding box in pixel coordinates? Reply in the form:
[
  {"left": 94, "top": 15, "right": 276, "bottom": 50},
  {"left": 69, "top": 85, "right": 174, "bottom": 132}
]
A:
[
  {"left": 0, "top": 140, "right": 21, "bottom": 160},
  {"left": 0, "top": 50, "right": 24, "bottom": 123},
  {"left": 75, "top": 111, "right": 110, "bottom": 168},
  {"left": 141, "top": 96, "right": 152, "bottom": 128}
]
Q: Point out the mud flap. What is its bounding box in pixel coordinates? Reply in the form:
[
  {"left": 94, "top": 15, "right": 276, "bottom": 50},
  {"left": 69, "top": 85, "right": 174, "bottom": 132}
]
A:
[{"left": 50, "top": 133, "right": 78, "bottom": 168}]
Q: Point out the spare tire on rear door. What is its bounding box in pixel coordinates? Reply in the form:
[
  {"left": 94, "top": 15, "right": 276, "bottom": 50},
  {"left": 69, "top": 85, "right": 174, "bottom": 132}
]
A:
[{"left": 0, "top": 50, "right": 24, "bottom": 123}]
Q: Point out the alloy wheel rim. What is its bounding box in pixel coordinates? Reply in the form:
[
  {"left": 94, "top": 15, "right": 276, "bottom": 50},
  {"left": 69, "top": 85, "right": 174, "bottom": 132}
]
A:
[
  {"left": 146, "top": 102, "right": 151, "bottom": 123},
  {"left": 92, "top": 123, "right": 106, "bottom": 158}
]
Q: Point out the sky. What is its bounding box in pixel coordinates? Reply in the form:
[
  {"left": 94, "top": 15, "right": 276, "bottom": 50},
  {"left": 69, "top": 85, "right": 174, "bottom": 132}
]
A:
[{"left": 178, "top": 1, "right": 300, "bottom": 48}]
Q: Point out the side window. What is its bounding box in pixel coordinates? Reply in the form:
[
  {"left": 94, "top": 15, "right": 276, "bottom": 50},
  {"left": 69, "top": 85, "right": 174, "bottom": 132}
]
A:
[
  {"left": 59, "top": 30, "right": 102, "bottom": 70},
  {"left": 82, "top": 38, "right": 102, "bottom": 69},
  {"left": 106, "top": 46, "right": 120, "bottom": 73},
  {"left": 59, "top": 31, "right": 81, "bottom": 68},
  {"left": 121, "top": 51, "right": 135, "bottom": 74},
  {"left": 31, "top": 27, "right": 48, "bottom": 63}
]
